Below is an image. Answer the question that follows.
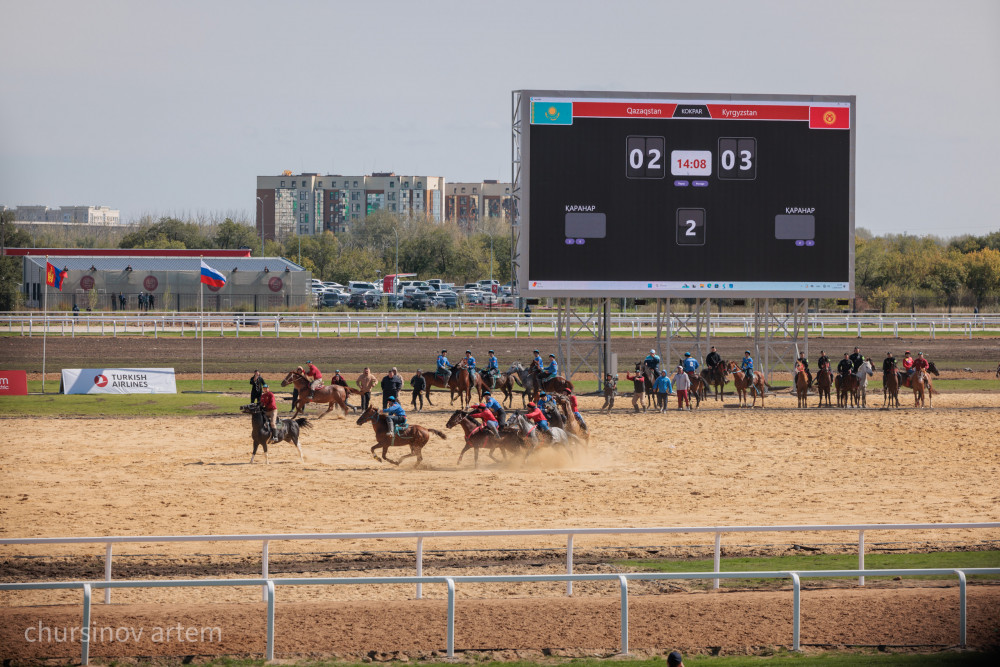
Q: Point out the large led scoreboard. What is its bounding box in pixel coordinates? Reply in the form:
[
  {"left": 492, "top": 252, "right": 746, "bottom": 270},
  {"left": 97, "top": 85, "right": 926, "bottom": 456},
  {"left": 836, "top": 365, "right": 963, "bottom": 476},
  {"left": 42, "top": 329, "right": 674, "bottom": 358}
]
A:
[{"left": 516, "top": 91, "right": 856, "bottom": 298}]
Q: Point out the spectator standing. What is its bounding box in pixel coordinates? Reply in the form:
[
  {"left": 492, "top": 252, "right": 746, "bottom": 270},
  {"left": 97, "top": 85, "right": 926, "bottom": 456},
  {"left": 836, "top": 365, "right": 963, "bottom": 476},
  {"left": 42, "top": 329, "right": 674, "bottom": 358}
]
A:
[
  {"left": 654, "top": 370, "right": 672, "bottom": 413},
  {"left": 410, "top": 369, "right": 426, "bottom": 411},
  {"left": 380, "top": 369, "right": 397, "bottom": 410},
  {"left": 356, "top": 367, "right": 376, "bottom": 412},
  {"left": 600, "top": 373, "right": 617, "bottom": 413},
  {"left": 672, "top": 365, "right": 691, "bottom": 410},
  {"left": 249, "top": 369, "right": 265, "bottom": 404},
  {"left": 668, "top": 651, "right": 685, "bottom": 667},
  {"left": 390, "top": 366, "right": 403, "bottom": 400},
  {"left": 625, "top": 365, "right": 647, "bottom": 413}
]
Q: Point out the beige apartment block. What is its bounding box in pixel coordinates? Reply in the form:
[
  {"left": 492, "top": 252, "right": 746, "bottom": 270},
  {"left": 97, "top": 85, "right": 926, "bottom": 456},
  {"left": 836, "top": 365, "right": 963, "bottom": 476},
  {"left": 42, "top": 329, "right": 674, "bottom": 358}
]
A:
[{"left": 444, "top": 180, "right": 513, "bottom": 228}]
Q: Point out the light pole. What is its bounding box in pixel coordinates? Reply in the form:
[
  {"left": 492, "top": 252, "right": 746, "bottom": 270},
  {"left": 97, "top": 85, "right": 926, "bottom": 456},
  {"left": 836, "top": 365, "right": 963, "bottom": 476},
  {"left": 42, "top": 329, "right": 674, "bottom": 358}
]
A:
[
  {"left": 488, "top": 233, "right": 494, "bottom": 312},
  {"left": 256, "top": 195, "right": 266, "bottom": 257}
]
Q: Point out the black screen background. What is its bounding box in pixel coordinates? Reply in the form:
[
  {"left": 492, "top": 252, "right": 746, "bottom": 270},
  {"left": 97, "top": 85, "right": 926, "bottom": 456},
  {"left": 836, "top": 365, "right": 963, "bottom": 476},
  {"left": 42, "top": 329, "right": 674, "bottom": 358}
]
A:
[{"left": 527, "top": 117, "right": 851, "bottom": 283}]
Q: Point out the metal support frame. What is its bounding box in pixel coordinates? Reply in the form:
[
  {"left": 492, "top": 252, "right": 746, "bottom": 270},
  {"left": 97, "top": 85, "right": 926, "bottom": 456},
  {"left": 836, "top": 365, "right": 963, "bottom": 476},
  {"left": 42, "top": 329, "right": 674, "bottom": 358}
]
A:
[
  {"left": 556, "top": 298, "right": 610, "bottom": 384},
  {"left": 510, "top": 91, "right": 522, "bottom": 302},
  {"left": 753, "top": 298, "right": 809, "bottom": 383},
  {"left": 656, "top": 298, "right": 711, "bottom": 369}
]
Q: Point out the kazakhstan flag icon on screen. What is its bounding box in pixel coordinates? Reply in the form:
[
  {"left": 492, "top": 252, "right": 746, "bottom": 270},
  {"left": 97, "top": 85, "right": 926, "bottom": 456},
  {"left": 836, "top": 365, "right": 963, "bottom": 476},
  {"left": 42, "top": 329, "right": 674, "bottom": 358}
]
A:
[{"left": 531, "top": 101, "right": 572, "bottom": 125}]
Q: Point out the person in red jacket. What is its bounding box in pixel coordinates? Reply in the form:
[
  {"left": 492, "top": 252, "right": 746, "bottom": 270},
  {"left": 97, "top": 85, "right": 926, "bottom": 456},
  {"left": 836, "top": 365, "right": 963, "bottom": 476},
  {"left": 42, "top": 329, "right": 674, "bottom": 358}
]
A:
[
  {"left": 304, "top": 361, "right": 323, "bottom": 399},
  {"left": 563, "top": 388, "right": 587, "bottom": 431},
  {"left": 259, "top": 383, "right": 279, "bottom": 442},
  {"left": 467, "top": 403, "right": 500, "bottom": 439},
  {"left": 523, "top": 402, "right": 551, "bottom": 436}
]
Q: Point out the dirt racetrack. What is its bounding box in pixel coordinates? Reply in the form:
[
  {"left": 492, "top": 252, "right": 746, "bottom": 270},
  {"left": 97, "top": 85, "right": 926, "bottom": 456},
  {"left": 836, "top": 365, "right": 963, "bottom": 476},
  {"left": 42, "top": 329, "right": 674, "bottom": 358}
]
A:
[{"left": 3, "top": 387, "right": 1000, "bottom": 659}]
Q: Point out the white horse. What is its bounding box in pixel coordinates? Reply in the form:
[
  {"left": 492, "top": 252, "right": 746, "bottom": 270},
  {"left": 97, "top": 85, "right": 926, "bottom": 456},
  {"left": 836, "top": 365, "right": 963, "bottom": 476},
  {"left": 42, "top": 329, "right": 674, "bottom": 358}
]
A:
[{"left": 855, "top": 359, "right": 875, "bottom": 408}]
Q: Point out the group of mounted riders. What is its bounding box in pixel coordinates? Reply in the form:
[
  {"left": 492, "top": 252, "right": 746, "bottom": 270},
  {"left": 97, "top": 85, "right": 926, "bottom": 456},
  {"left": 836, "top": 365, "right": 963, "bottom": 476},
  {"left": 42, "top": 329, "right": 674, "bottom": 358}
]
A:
[{"left": 792, "top": 346, "right": 936, "bottom": 408}]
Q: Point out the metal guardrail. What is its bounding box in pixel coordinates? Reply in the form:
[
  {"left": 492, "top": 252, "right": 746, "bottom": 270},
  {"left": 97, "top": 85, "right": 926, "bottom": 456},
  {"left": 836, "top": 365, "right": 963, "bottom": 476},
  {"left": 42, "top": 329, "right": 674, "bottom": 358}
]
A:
[
  {"left": 3, "top": 568, "right": 996, "bottom": 664},
  {"left": 4, "top": 522, "right": 998, "bottom": 604},
  {"left": 3, "top": 311, "right": 1000, "bottom": 339}
]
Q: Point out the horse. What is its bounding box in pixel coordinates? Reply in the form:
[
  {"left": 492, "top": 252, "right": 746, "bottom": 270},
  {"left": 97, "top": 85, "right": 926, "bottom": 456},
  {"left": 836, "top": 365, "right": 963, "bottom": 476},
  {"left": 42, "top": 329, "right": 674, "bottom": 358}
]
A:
[
  {"left": 726, "top": 361, "right": 767, "bottom": 408},
  {"left": 911, "top": 367, "right": 932, "bottom": 408},
  {"left": 701, "top": 363, "right": 729, "bottom": 402},
  {"left": 855, "top": 359, "right": 875, "bottom": 408},
  {"left": 834, "top": 372, "right": 859, "bottom": 408},
  {"left": 552, "top": 393, "right": 589, "bottom": 445},
  {"left": 445, "top": 409, "right": 514, "bottom": 468},
  {"left": 421, "top": 361, "right": 481, "bottom": 410},
  {"left": 897, "top": 361, "right": 940, "bottom": 394},
  {"left": 240, "top": 403, "right": 310, "bottom": 464},
  {"left": 498, "top": 370, "right": 528, "bottom": 408},
  {"left": 996, "top": 362, "right": 1000, "bottom": 379},
  {"left": 640, "top": 364, "right": 658, "bottom": 410},
  {"left": 525, "top": 360, "right": 575, "bottom": 401},
  {"left": 883, "top": 366, "right": 900, "bottom": 408},
  {"left": 281, "top": 370, "right": 360, "bottom": 419},
  {"left": 794, "top": 368, "right": 809, "bottom": 408},
  {"left": 815, "top": 366, "right": 834, "bottom": 408},
  {"left": 355, "top": 404, "right": 446, "bottom": 466}
]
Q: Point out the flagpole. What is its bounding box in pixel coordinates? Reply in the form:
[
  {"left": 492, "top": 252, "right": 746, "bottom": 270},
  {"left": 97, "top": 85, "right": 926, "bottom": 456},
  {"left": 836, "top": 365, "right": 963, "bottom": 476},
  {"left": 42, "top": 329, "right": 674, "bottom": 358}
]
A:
[
  {"left": 200, "top": 256, "right": 205, "bottom": 392},
  {"left": 42, "top": 255, "right": 48, "bottom": 394}
]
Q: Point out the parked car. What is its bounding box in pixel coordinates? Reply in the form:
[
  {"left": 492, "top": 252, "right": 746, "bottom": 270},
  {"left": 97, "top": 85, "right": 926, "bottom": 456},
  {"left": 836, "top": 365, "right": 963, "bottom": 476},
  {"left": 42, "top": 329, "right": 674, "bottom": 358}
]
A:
[
  {"left": 348, "top": 280, "right": 379, "bottom": 294},
  {"left": 437, "top": 290, "right": 459, "bottom": 309},
  {"left": 348, "top": 290, "right": 381, "bottom": 309},
  {"left": 398, "top": 280, "right": 430, "bottom": 292},
  {"left": 402, "top": 291, "right": 435, "bottom": 310},
  {"left": 322, "top": 281, "right": 345, "bottom": 290},
  {"left": 321, "top": 289, "right": 349, "bottom": 307}
]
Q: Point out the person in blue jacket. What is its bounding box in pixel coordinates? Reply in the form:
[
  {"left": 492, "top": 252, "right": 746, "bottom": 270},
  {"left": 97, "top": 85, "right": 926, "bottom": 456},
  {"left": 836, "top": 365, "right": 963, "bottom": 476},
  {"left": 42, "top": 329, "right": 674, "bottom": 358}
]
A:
[
  {"left": 382, "top": 396, "right": 408, "bottom": 444},
  {"left": 741, "top": 351, "right": 755, "bottom": 380},
  {"left": 654, "top": 370, "right": 673, "bottom": 413},
  {"left": 482, "top": 390, "right": 506, "bottom": 426},
  {"left": 463, "top": 350, "right": 477, "bottom": 382},
  {"left": 682, "top": 352, "right": 700, "bottom": 382},
  {"left": 644, "top": 349, "right": 661, "bottom": 374},
  {"left": 483, "top": 350, "right": 500, "bottom": 388},
  {"left": 436, "top": 349, "right": 451, "bottom": 382},
  {"left": 542, "top": 354, "right": 558, "bottom": 382}
]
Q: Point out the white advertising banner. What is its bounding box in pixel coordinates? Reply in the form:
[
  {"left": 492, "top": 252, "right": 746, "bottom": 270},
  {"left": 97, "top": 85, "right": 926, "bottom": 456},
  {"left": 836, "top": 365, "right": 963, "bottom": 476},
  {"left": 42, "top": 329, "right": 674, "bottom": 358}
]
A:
[{"left": 61, "top": 368, "right": 177, "bottom": 394}]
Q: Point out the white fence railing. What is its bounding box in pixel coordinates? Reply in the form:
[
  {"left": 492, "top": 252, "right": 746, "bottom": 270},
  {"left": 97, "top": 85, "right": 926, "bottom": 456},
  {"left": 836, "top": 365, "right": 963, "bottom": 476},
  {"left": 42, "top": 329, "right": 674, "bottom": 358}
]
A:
[
  {"left": 4, "top": 522, "right": 998, "bottom": 604},
  {"left": 3, "top": 567, "right": 996, "bottom": 664},
  {"left": 4, "top": 311, "right": 1000, "bottom": 339}
]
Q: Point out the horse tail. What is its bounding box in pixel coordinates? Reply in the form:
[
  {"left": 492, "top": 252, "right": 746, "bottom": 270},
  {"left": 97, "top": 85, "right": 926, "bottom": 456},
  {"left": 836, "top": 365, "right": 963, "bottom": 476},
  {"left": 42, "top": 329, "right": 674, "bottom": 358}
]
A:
[
  {"left": 296, "top": 418, "right": 312, "bottom": 429},
  {"left": 429, "top": 429, "right": 447, "bottom": 439},
  {"left": 345, "top": 387, "right": 362, "bottom": 396}
]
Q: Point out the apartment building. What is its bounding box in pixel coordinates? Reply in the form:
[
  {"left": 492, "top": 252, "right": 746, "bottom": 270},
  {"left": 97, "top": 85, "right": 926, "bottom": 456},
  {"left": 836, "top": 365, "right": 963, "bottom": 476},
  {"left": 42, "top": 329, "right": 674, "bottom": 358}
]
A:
[
  {"left": 443, "top": 180, "right": 513, "bottom": 229},
  {"left": 256, "top": 172, "right": 444, "bottom": 242},
  {"left": 8, "top": 205, "right": 120, "bottom": 224}
]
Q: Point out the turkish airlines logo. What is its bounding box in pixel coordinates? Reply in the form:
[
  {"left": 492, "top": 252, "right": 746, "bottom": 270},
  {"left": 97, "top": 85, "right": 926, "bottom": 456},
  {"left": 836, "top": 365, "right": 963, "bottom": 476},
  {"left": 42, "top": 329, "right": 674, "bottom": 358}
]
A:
[{"left": 94, "top": 374, "right": 108, "bottom": 387}]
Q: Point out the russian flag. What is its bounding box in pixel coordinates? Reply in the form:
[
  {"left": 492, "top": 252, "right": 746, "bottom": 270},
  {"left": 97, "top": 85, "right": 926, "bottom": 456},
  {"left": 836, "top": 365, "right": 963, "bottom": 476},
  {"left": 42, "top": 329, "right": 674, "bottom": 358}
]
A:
[{"left": 200, "top": 260, "right": 227, "bottom": 288}]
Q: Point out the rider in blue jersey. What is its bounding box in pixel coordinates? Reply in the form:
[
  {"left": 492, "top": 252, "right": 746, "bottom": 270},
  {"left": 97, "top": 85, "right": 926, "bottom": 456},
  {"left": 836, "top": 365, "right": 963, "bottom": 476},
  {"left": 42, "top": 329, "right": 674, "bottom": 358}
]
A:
[
  {"left": 741, "top": 351, "right": 754, "bottom": 380},
  {"left": 542, "top": 354, "right": 558, "bottom": 382},
  {"left": 484, "top": 350, "right": 500, "bottom": 388},
  {"left": 482, "top": 390, "right": 506, "bottom": 426},
  {"left": 464, "top": 350, "right": 476, "bottom": 382},
  {"left": 643, "top": 349, "right": 661, "bottom": 374},
  {"left": 382, "top": 396, "right": 408, "bottom": 443},
  {"left": 682, "top": 352, "right": 700, "bottom": 382},
  {"left": 436, "top": 349, "right": 451, "bottom": 381},
  {"left": 532, "top": 349, "right": 543, "bottom": 370}
]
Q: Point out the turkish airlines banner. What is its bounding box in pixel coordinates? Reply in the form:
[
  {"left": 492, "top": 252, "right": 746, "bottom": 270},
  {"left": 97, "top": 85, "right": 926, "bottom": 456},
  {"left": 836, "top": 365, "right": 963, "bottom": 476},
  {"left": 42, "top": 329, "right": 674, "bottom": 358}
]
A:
[
  {"left": 61, "top": 368, "right": 177, "bottom": 394},
  {"left": 0, "top": 370, "right": 28, "bottom": 396}
]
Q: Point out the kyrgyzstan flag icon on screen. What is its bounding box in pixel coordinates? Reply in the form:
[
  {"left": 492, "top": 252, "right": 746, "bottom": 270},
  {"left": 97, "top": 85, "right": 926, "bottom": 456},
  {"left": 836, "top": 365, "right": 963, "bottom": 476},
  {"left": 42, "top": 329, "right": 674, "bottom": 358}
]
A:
[{"left": 809, "top": 106, "right": 850, "bottom": 129}]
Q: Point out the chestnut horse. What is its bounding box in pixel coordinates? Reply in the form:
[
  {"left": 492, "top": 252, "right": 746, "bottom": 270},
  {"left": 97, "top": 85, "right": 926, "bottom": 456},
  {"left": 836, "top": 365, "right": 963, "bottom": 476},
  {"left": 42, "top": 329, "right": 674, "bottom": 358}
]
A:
[
  {"left": 834, "top": 372, "right": 859, "bottom": 408},
  {"left": 421, "top": 361, "right": 483, "bottom": 410},
  {"left": 794, "top": 368, "right": 809, "bottom": 408},
  {"left": 911, "top": 367, "right": 932, "bottom": 408},
  {"left": 282, "top": 370, "right": 360, "bottom": 418},
  {"left": 701, "top": 363, "right": 729, "bottom": 402},
  {"left": 446, "top": 409, "right": 512, "bottom": 468},
  {"left": 883, "top": 366, "right": 900, "bottom": 408},
  {"left": 726, "top": 361, "right": 767, "bottom": 408},
  {"left": 815, "top": 366, "right": 834, "bottom": 407},
  {"left": 355, "top": 404, "right": 446, "bottom": 466}
]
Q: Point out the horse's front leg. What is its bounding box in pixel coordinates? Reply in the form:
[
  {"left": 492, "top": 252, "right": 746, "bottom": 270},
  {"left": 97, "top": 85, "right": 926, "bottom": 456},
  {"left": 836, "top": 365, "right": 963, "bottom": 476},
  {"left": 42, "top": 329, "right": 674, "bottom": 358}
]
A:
[{"left": 250, "top": 441, "right": 258, "bottom": 464}]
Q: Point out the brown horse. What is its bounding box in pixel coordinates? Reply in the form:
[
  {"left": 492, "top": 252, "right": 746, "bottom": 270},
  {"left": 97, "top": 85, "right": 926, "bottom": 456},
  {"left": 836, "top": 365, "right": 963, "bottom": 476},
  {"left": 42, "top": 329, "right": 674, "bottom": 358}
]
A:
[
  {"left": 355, "top": 404, "right": 446, "bottom": 466},
  {"left": 497, "top": 370, "right": 527, "bottom": 408},
  {"left": 445, "top": 409, "right": 512, "bottom": 468},
  {"left": 526, "top": 361, "right": 574, "bottom": 401},
  {"left": 815, "top": 366, "right": 833, "bottom": 407},
  {"left": 421, "top": 362, "right": 482, "bottom": 410},
  {"left": 794, "top": 369, "right": 809, "bottom": 408},
  {"left": 834, "top": 373, "right": 859, "bottom": 408},
  {"left": 883, "top": 367, "right": 900, "bottom": 408},
  {"left": 701, "top": 364, "right": 729, "bottom": 402},
  {"left": 911, "top": 367, "right": 932, "bottom": 407},
  {"left": 726, "top": 361, "right": 767, "bottom": 408},
  {"left": 282, "top": 371, "right": 360, "bottom": 418},
  {"left": 552, "top": 394, "right": 589, "bottom": 445}
]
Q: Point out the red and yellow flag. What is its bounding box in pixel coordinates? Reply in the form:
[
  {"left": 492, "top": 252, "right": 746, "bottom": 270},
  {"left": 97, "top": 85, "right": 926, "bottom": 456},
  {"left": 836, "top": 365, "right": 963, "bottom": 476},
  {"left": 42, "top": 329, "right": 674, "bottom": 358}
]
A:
[
  {"left": 45, "top": 262, "right": 67, "bottom": 291},
  {"left": 809, "top": 106, "right": 850, "bottom": 129}
]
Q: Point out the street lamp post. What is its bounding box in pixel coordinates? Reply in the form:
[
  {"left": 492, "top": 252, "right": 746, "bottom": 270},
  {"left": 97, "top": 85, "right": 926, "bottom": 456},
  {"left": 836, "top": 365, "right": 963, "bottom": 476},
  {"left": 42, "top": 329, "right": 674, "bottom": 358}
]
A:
[
  {"left": 256, "top": 196, "right": 266, "bottom": 257},
  {"left": 489, "top": 234, "right": 494, "bottom": 312}
]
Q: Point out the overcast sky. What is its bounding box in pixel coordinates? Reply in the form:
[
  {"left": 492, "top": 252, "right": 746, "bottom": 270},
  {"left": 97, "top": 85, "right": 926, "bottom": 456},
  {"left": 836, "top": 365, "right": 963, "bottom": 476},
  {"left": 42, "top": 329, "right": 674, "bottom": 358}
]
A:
[{"left": 1, "top": 0, "right": 998, "bottom": 236}]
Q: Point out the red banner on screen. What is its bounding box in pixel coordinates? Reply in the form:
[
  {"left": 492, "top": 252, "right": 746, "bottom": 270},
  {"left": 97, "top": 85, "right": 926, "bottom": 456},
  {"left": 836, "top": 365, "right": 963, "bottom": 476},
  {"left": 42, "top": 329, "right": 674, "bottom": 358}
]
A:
[
  {"left": 0, "top": 370, "right": 28, "bottom": 395},
  {"left": 572, "top": 102, "right": 677, "bottom": 118},
  {"left": 809, "top": 106, "right": 850, "bottom": 129},
  {"left": 705, "top": 104, "right": 809, "bottom": 121}
]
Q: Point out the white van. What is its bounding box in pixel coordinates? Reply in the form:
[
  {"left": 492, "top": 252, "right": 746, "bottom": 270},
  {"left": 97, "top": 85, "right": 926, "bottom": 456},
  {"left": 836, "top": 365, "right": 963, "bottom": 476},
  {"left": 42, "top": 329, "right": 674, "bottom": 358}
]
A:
[{"left": 348, "top": 281, "right": 378, "bottom": 294}]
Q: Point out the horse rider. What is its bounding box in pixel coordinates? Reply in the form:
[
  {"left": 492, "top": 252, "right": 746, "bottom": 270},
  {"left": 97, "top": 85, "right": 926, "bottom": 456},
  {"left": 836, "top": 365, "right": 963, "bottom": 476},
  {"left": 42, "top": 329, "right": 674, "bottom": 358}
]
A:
[
  {"left": 537, "top": 390, "right": 555, "bottom": 415},
  {"left": 705, "top": 346, "right": 722, "bottom": 374},
  {"left": 740, "top": 351, "right": 755, "bottom": 381},
  {"left": 849, "top": 347, "right": 865, "bottom": 373},
  {"left": 643, "top": 349, "right": 661, "bottom": 374},
  {"left": 542, "top": 354, "right": 559, "bottom": 382},
  {"left": 532, "top": 349, "right": 544, "bottom": 371},
  {"left": 381, "top": 395, "right": 408, "bottom": 444},
  {"left": 883, "top": 352, "right": 898, "bottom": 378},
  {"left": 304, "top": 360, "right": 323, "bottom": 399},
  {"left": 464, "top": 350, "right": 477, "bottom": 382},
  {"left": 436, "top": 349, "right": 451, "bottom": 382},
  {"left": 682, "top": 352, "right": 699, "bottom": 383},
  {"left": 259, "top": 383, "right": 279, "bottom": 442},
  {"left": 482, "top": 390, "right": 506, "bottom": 426},
  {"left": 523, "top": 401, "right": 552, "bottom": 438},
  {"left": 468, "top": 402, "right": 501, "bottom": 440},
  {"left": 837, "top": 353, "right": 853, "bottom": 381},
  {"left": 483, "top": 350, "right": 500, "bottom": 388},
  {"left": 910, "top": 352, "right": 930, "bottom": 387},
  {"left": 902, "top": 350, "right": 915, "bottom": 379},
  {"left": 249, "top": 369, "right": 265, "bottom": 404},
  {"left": 817, "top": 350, "right": 831, "bottom": 375},
  {"left": 796, "top": 353, "right": 812, "bottom": 387},
  {"left": 563, "top": 387, "right": 587, "bottom": 430},
  {"left": 330, "top": 369, "right": 348, "bottom": 388}
]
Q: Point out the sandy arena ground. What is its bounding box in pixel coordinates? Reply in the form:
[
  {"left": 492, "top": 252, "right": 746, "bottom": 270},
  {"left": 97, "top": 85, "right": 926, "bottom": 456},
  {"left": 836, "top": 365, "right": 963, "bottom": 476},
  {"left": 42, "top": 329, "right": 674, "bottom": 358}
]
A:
[{"left": 2, "top": 392, "right": 1000, "bottom": 659}]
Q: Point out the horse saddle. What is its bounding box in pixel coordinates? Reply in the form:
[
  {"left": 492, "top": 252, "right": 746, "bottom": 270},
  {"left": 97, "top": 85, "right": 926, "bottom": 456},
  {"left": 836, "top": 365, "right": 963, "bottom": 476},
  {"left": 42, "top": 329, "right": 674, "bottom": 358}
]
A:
[{"left": 393, "top": 423, "right": 411, "bottom": 437}]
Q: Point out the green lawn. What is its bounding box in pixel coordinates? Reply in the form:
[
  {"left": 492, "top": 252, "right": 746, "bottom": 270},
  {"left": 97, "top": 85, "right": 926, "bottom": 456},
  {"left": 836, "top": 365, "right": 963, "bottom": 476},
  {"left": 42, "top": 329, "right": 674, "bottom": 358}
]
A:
[{"left": 616, "top": 551, "right": 1000, "bottom": 588}]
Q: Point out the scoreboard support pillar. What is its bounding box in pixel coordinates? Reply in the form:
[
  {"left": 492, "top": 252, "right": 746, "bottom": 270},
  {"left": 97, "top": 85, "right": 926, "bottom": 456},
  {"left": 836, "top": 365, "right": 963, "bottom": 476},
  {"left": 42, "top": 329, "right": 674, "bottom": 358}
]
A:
[
  {"left": 658, "top": 298, "right": 712, "bottom": 368},
  {"left": 555, "top": 298, "right": 612, "bottom": 388},
  {"left": 753, "top": 298, "right": 809, "bottom": 385}
]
